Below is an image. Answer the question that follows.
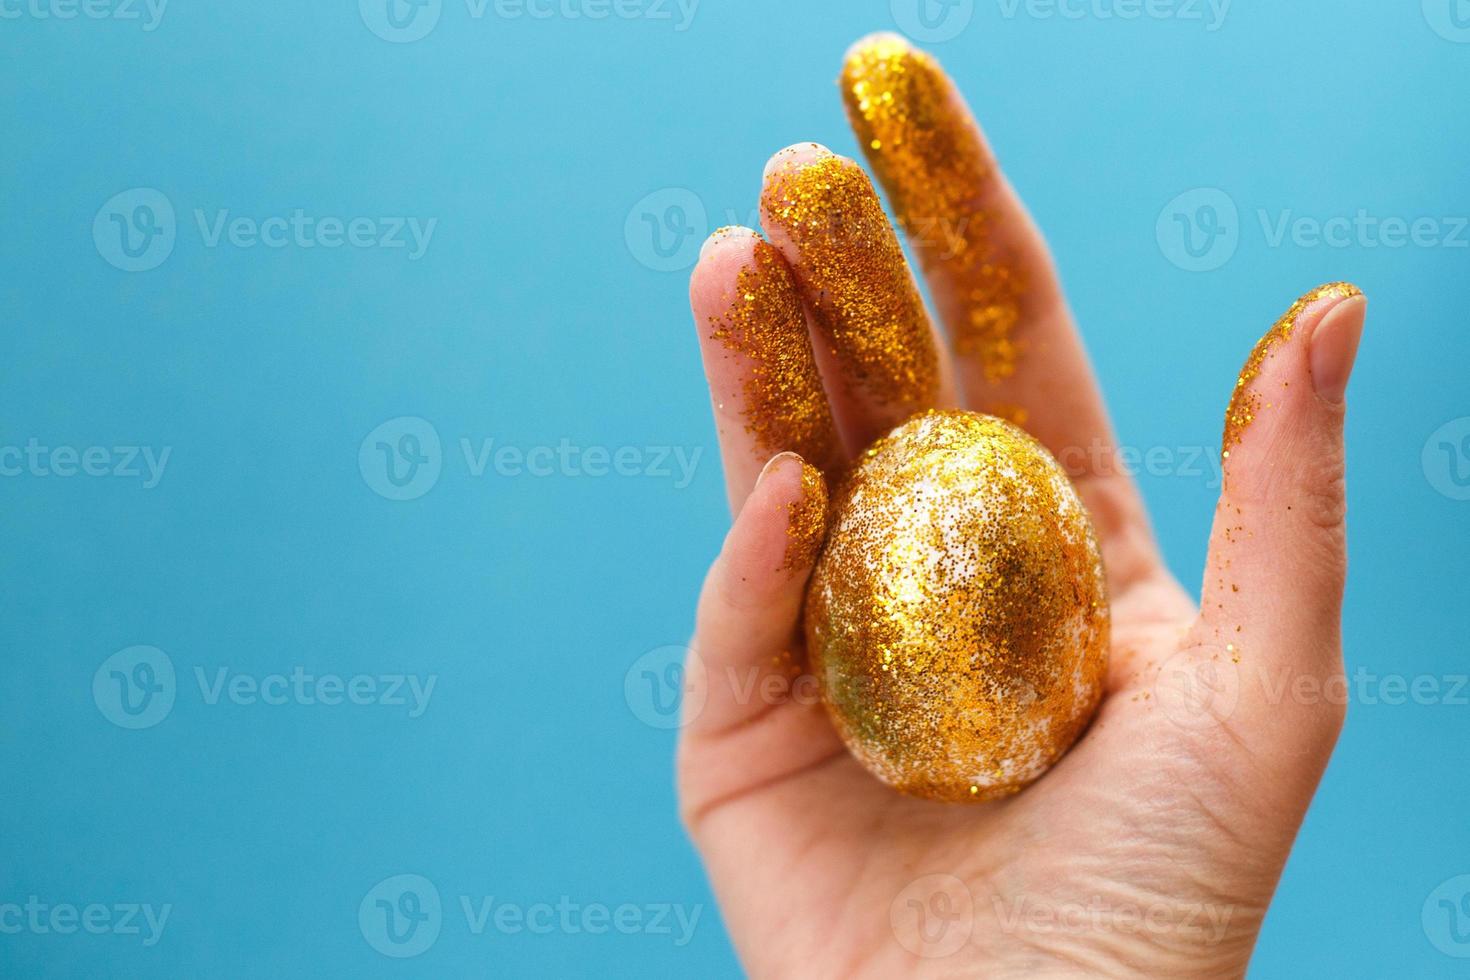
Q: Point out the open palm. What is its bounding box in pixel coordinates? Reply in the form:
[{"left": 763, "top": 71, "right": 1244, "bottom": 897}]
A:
[{"left": 678, "top": 34, "right": 1364, "bottom": 979}]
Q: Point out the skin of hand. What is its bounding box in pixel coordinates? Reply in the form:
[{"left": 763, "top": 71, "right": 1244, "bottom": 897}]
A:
[{"left": 678, "top": 34, "right": 1365, "bottom": 979}]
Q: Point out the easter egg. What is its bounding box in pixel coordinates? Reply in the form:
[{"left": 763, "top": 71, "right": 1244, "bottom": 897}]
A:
[{"left": 804, "top": 410, "right": 1109, "bottom": 802}]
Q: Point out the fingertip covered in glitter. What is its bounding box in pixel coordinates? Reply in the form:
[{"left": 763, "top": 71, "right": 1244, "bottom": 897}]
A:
[
  {"left": 840, "top": 36, "right": 1025, "bottom": 384},
  {"left": 706, "top": 237, "right": 839, "bottom": 466},
  {"left": 761, "top": 153, "right": 940, "bottom": 410},
  {"left": 1221, "top": 282, "right": 1363, "bottom": 457}
]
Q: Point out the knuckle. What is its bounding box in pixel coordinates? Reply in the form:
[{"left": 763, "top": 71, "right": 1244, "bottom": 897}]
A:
[{"left": 1299, "top": 451, "right": 1348, "bottom": 533}]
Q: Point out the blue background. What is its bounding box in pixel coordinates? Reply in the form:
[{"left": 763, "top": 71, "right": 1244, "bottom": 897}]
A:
[{"left": 3, "top": 1, "right": 1468, "bottom": 976}]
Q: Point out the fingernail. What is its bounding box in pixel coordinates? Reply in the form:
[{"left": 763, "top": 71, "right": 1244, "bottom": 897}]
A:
[
  {"left": 758, "top": 451, "right": 800, "bottom": 484},
  {"left": 782, "top": 458, "right": 829, "bottom": 570},
  {"left": 698, "top": 225, "right": 753, "bottom": 262},
  {"left": 844, "top": 31, "right": 911, "bottom": 64},
  {"left": 1309, "top": 293, "right": 1367, "bottom": 404},
  {"left": 762, "top": 142, "right": 832, "bottom": 179}
]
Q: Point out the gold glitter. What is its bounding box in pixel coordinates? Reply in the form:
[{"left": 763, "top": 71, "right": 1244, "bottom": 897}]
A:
[
  {"left": 761, "top": 153, "right": 939, "bottom": 411},
  {"left": 783, "top": 459, "right": 829, "bottom": 570},
  {"left": 989, "top": 403, "right": 1030, "bottom": 427},
  {"left": 805, "top": 410, "right": 1109, "bottom": 803},
  {"left": 707, "top": 236, "right": 839, "bottom": 465},
  {"left": 1222, "top": 282, "right": 1362, "bottom": 457},
  {"left": 841, "top": 35, "right": 1025, "bottom": 383}
]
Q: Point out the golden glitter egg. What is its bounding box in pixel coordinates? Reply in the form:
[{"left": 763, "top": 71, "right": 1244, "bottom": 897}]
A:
[{"left": 804, "top": 410, "right": 1109, "bottom": 803}]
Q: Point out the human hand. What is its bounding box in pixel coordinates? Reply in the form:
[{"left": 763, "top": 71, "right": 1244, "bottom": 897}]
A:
[{"left": 678, "top": 33, "right": 1365, "bottom": 979}]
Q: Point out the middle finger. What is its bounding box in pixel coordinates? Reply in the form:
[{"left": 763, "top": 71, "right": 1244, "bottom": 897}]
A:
[{"left": 759, "top": 142, "right": 959, "bottom": 453}]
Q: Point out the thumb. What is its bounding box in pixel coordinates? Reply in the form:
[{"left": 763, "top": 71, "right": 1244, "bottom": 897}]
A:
[{"left": 1167, "top": 283, "right": 1366, "bottom": 775}]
